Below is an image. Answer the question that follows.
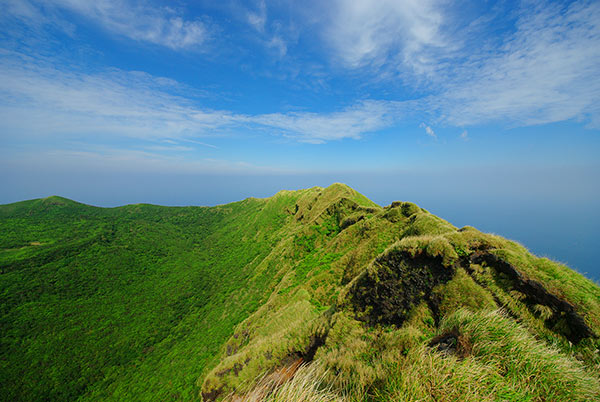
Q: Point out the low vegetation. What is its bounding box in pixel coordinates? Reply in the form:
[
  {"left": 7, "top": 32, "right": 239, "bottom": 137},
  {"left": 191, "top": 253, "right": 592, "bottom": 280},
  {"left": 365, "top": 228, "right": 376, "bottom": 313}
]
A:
[{"left": 1, "top": 185, "right": 599, "bottom": 401}]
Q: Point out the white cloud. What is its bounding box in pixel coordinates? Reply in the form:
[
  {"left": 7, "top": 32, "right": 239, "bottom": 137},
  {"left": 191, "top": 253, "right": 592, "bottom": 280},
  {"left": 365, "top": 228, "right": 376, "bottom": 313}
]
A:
[
  {"left": 323, "top": 0, "right": 447, "bottom": 75},
  {"left": 433, "top": 1, "right": 600, "bottom": 127},
  {"left": 179, "top": 138, "right": 219, "bottom": 149},
  {"left": 6, "top": 0, "right": 209, "bottom": 49},
  {"left": 0, "top": 56, "right": 232, "bottom": 139},
  {"left": 419, "top": 123, "right": 436, "bottom": 139},
  {"left": 267, "top": 36, "right": 287, "bottom": 57},
  {"left": 0, "top": 53, "right": 405, "bottom": 143},
  {"left": 3, "top": 0, "right": 45, "bottom": 24},
  {"left": 247, "top": 0, "right": 267, "bottom": 33},
  {"left": 0, "top": 0, "right": 78, "bottom": 37},
  {"left": 243, "top": 1, "right": 291, "bottom": 59},
  {"left": 460, "top": 130, "right": 468, "bottom": 141},
  {"left": 251, "top": 100, "right": 406, "bottom": 143},
  {"left": 318, "top": 0, "right": 600, "bottom": 128}
]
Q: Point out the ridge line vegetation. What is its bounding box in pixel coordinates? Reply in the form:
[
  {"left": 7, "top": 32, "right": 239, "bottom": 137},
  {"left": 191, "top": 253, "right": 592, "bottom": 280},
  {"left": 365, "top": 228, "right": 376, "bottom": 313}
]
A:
[{"left": 1, "top": 184, "right": 599, "bottom": 401}]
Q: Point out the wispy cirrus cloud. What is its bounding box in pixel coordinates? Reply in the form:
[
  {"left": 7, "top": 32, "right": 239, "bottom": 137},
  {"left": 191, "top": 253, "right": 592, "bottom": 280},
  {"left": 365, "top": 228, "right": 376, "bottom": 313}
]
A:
[
  {"left": 437, "top": 1, "right": 600, "bottom": 128},
  {"left": 3, "top": 0, "right": 48, "bottom": 25},
  {"left": 243, "top": 0, "right": 290, "bottom": 58},
  {"left": 250, "top": 100, "right": 407, "bottom": 143},
  {"left": 3, "top": 0, "right": 210, "bottom": 49},
  {"left": 0, "top": 54, "right": 232, "bottom": 139},
  {"left": 246, "top": 0, "right": 267, "bottom": 33},
  {"left": 322, "top": 0, "right": 448, "bottom": 76},
  {"left": 320, "top": 0, "right": 600, "bottom": 128},
  {"left": 0, "top": 52, "right": 405, "bottom": 143},
  {"left": 419, "top": 123, "right": 436, "bottom": 139}
]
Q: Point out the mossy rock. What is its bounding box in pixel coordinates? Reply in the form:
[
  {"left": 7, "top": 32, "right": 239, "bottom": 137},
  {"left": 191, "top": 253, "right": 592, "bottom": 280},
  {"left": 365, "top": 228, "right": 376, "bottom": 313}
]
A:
[{"left": 350, "top": 248, "right": 456, "bottom": 326}]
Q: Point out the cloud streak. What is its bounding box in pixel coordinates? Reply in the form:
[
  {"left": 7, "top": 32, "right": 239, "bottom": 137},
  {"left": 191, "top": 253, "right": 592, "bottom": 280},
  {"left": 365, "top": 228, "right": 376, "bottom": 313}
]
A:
[
  {"left": 0, "top": 53, "right": 405, "bottom": 143},
  {"left": 0, "top": 55, "right": 232, "bottom": 139},
  {"left": 250, "top": 100, "right": 407, "bottom": 143},
  {"left": 247, "top": 0, "right": 267, "bottom": 33},
  {"left": 419, "top": 123, "right": 436, "bottom": 139},
  {"left": 320, "top": 0, "right": 600, "bottom": 128},
  {"left": 4, "top": 0, "right": 209, "bottom": 49},
  {"left": 438, "top": 1, "right": 600, "bottom": 127},
  {"left": 324, "top": 0, "right": 446, "bottom": 76}
]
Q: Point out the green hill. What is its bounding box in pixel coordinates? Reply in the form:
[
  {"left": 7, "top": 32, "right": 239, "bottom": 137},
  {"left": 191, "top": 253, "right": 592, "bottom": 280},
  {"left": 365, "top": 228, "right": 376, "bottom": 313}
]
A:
[{"left": 1, "top": 184, "right": 599, "bottom": 401}]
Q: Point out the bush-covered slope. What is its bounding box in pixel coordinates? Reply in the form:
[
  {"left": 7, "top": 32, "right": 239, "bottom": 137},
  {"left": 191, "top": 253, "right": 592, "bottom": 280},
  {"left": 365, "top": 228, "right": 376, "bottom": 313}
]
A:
[{"left": 1, "top": 185, "right": 599, "bottom": 401}]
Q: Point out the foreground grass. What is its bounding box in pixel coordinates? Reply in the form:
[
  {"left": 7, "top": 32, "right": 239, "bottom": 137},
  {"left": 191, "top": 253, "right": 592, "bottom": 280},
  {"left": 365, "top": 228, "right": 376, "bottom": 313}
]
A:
[
  {"left": 373, "top": 309, "right": 599, "bottom": 402},
  {"left": 227, "top": 363, "right": 345, "bottom": 402},
  {"left": 235, "top": 309, "right": 599, "bottom": 402}
]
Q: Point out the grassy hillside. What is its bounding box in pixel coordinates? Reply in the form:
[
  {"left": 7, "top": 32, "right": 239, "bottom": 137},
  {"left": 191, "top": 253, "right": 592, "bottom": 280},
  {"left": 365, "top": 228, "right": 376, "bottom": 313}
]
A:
[{"left": 1, "top": 185, "right": 599, "bottom": 401}]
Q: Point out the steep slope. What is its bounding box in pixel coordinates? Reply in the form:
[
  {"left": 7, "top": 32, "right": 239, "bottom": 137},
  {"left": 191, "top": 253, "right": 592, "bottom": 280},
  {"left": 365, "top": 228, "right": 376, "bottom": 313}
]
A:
[
  {"left": 1, "top": 185, "right": 599, "bottom": 402},
  {"left": 0, "top": 185, "right": 370, "bottom": 400},
  {"left": 200, "top": 190, "right": 600, "bottom": 401}
]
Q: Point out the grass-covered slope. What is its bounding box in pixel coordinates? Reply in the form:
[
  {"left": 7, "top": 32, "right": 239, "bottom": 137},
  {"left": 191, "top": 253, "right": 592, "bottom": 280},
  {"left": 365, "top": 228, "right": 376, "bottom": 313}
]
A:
[{"left": 1, "top": 185, "right": 599, "bottom": 401}]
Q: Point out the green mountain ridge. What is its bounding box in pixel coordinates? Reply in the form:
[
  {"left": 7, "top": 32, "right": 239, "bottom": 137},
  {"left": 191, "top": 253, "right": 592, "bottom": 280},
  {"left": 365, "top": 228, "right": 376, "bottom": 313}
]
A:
[{"left": 1, "top": 184, "right": 599, "bottom": 401}]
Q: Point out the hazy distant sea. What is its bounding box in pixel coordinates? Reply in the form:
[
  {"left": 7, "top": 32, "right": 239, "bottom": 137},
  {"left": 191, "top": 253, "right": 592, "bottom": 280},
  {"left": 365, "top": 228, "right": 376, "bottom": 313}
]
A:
[
  {"left": 2, "top": 166, "right": 599, "bottom": 282},
  {"left": 424, "top": 199, "right": 600, "bottom": 283}
]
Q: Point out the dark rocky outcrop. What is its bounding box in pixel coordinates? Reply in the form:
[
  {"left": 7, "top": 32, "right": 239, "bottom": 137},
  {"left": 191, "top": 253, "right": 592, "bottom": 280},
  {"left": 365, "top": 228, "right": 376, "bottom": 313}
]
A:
[
  {"left": 351, "top": 249, "right": 456, "bottom": 327},
  {"left": 201, "top": 386, "right": 224, "bottom": 402},
  {"left": 470, "top": 251, "right": 595, "bottom": 343}
]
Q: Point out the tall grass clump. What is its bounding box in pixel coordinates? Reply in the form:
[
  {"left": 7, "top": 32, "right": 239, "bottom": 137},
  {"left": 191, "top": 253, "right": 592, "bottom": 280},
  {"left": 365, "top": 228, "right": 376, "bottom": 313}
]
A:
[
  {"left": 438, "top": 309, "right": 600, "bottom": 401},
  {"left": 227, "top": 362, "right": 346, "bottom": 402},
  {"left": 373, "top": 309, "right": 600, "bottom": 402}
]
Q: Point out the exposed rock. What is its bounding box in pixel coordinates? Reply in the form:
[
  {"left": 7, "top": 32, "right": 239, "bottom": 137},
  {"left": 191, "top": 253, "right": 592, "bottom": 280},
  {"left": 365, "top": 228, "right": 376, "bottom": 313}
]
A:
[
  {"left": 351, "top": 249, "right": 456, "bottom": 326},
  {"left": 340, "top": 213, "right": 365, "bottom": 230},
  {"left": 429, "top": 327, "right": 472, "bottom": 358},
  {"left": 470, "top": 251, "right": 595, "bottom": 343},
  {"left": 202, "top": 385, "right": 224, "bottom": 402}
]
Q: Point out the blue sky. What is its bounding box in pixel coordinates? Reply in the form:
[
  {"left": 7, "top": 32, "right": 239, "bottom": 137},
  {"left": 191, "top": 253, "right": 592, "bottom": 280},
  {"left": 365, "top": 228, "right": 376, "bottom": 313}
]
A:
[{"left": 1, "top": 1, "right": 600, "bottom": 276}]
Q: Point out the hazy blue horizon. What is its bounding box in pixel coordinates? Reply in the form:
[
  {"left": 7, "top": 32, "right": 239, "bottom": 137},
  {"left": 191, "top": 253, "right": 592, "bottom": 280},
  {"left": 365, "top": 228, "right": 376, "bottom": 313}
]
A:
[{"left": 3, "top": 163, "right": 599, "bottom": 282}]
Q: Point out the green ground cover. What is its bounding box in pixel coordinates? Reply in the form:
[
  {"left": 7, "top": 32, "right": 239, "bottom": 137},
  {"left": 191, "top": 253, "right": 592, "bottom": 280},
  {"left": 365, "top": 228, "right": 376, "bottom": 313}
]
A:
[{"left": 1, "top": 185, "right": 599, "bottom": 401}]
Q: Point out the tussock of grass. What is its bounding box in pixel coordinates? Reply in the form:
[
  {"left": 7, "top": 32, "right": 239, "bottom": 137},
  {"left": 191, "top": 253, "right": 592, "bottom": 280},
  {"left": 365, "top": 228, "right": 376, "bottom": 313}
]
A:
[
  {"left": 375, "top": 344, "right": 501, "bottom": 402},
  {"left": 372, "top": 309, "right": 600, "bottom": 402},
  {"left": 439, "top": 309, "right": 600, "bottom": 401},
  {"left": 401, "top": 213, "right": 457, "bottom": 237},
  {"left": 433, "top": 267, "right": 497, "bottom": 316},
  {"left": 226, "top": 362, "right": 345, "bottom": 402},
  {"left": 202, "top": 290, "right": 324, "bottom": 397},
  {"left": 392, "top": 234, "right": 459, "bottom": 266},
  {"left": 316, "top": 310, "right": 435, "bottom": 400}
]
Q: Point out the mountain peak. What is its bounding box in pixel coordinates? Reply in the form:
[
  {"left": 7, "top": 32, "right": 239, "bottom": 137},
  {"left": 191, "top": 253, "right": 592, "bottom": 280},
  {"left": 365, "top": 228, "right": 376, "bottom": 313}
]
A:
[{"left": 40, "top": 195, "right": 77, "bottom": 205}]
